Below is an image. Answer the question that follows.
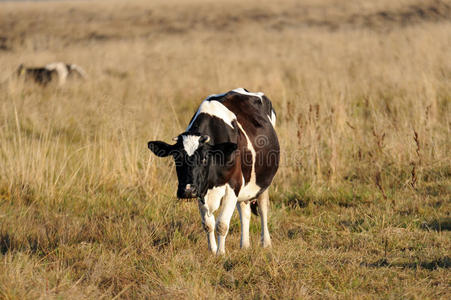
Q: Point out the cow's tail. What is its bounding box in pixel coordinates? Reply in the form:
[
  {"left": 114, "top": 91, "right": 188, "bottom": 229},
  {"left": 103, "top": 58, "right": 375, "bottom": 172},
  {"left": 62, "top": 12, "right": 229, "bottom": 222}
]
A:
[{"left": 250, "top": 200, "right": 259, "bottom": 216}]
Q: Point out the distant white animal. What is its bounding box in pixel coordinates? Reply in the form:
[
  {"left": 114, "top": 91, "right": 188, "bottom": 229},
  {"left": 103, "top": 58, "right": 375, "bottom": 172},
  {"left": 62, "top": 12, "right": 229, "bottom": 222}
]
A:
[{"left": 17, "top": 62, "right": 87, "bottom": 86}]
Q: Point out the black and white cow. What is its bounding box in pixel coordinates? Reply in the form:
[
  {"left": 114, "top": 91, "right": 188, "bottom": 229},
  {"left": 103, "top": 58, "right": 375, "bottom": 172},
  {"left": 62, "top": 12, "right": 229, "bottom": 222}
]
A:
[
  {"left": 148, "top": 88, "right": 279, "bottom": 254},
  {"left": 17, "top": 62, "right": 87, "bottom": 86}
]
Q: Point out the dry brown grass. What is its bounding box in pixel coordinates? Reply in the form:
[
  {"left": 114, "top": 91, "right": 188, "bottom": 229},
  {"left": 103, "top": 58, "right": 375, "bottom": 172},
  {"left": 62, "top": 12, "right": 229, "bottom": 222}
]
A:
[{"left": 0, "top": 0, "right": 450, "bottom": 298}]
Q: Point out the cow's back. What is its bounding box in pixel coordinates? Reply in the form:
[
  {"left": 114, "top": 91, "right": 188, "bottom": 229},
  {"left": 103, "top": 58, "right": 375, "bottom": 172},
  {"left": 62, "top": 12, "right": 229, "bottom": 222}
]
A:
[{"left": 219, "top": 90, "right": 280, "bottom": 194}]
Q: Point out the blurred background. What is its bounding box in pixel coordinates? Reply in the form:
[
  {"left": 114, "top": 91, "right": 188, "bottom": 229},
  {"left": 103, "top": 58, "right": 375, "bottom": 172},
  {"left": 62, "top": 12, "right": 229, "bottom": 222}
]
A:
[{"left": 0, "top": 0, "right": 450, "bottom": 298}]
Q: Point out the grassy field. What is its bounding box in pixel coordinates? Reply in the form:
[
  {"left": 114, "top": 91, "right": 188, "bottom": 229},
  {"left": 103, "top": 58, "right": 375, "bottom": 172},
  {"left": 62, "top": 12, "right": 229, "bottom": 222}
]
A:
[{"left": 0, "top": 0, "right": 450, "bottom": 298}]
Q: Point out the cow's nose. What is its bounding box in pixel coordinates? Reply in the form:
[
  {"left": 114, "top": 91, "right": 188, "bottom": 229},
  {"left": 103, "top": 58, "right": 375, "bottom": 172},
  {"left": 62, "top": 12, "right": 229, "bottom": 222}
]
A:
[
  {"left": 177, "top": 184, "right": 197, "bottom": 199},
  {"left": 185, "top": 184, "right": 197, "bottom": 197}
]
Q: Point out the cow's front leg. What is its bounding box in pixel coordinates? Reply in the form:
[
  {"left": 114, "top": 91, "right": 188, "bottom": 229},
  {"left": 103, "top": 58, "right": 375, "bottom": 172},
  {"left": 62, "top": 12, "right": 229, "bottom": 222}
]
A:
[
  {"left": 216, "top": 185, "right": 238, "bottom": 255},
  {"left": 237, "top": 201, "right": 251, "bottom": 249},
  {"left": 198, "top": 186, "right": 225, "bottom": 253},
  {"left": 198, "top": 201, "right": 217, "bottom": 253}
]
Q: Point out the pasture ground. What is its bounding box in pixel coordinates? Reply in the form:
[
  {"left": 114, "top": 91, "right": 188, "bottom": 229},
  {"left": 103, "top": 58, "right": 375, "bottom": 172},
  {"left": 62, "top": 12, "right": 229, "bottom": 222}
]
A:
[{"left": 0, "top": 0, "right": 450, "bottom": 298}]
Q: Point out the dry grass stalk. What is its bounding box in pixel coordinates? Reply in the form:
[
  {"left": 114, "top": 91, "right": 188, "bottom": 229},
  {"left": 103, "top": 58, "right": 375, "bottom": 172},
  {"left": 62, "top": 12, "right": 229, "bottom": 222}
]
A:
[
  {"left": 296, "top": 113, "right": 303, "bottom": 146},
  {"left": 411, "top": 163, "right": 418, "bottom": 188},
  {"left": 413, "top": 129, "right": 421, "bottom": 164},
  {"left": 345, "top": 121, "right": 355, "bottom": 130},
  {"left": 375, "top": 171, "right": 388, "bottom": 201},
  {"left": 372, "top": 127, "right": 386, "bottom": 152}
]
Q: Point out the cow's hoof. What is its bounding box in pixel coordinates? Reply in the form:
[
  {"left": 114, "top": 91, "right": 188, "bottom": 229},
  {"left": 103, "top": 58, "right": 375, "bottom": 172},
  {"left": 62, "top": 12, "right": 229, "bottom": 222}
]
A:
[
  {"left": 261, "top": 241, "right": 272, "bottom": 248},
  {"left": 240, "top": 242, "right": 250, "bottom": 249}
]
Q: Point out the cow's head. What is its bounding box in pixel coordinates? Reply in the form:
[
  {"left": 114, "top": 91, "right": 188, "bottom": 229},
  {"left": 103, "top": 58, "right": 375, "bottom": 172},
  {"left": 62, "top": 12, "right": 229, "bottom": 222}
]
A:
[{"left": 148, "top": 133, "right": 237, "bottom": 200}]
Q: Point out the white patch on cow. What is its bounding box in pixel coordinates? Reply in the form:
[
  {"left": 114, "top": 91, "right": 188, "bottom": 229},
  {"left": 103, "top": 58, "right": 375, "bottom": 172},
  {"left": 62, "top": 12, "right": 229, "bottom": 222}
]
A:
[
  {"left": 216, "top": 184, "right": 238, "bottom": 254},
  {"left": 45, "top": 62, "right": 65, "bottom": 71},
  {"left": 69, "top": 64, "right": 87, "bottom": 78},
  {"left": 198, "top": 184, "right": 226, "bottom": 253},
  {"left": 257, "top": 190, "right": 272, "bottom": 247},
  {"left": 182, "top": 135, "right": 200, "bottom": 156},
  {"left": 237, "top": 201, "right": 251, "bottom": 249},
  {"left": 267, "top": 110, "right": 276, "bottom": 127},
  {"left": 204, "top": 185, "right": 226, "bottom": 214},
  {"left": 236, "top": 122, "right": 261, "bottom": 201},
  {"left": 187, "top": 100, "right": 236, "bottom": 130},
  {"left": 45, "top": 62, "right": 69, "bottom": 86},
  {"left": 232, "top": 88, "right": 264, "bottom": 102}
]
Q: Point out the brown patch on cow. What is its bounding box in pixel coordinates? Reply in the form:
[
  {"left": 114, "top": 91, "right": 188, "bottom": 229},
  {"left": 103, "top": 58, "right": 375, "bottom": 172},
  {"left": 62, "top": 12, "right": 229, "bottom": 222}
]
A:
[
  {"left": 224, "top": 149, "right": 244, "bottom": 196},
  {"left": 221, "top": 92, "right": 280, "bottom": 190}
]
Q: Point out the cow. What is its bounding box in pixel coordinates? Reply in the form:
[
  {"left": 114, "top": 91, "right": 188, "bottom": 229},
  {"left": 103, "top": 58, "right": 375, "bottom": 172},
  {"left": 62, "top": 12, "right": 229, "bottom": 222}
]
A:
[
  {"left": 148, "top": 88, "right": 279, "bottom": 254},
  {"left": 16, "top": 62, "right": 87, "bottom": 86}
]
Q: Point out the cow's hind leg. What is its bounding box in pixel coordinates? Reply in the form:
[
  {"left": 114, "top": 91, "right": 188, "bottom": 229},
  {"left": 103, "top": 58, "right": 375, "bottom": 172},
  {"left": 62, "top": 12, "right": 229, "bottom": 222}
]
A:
[
  {"left": 216, "top": 185, "right": 238, "bottom": 255},
  {"left": 257, "top": 190, "right": 271, "bottom": 248},
  {"left": 237, "top": 201, "right": 251, "bottom": 249}
]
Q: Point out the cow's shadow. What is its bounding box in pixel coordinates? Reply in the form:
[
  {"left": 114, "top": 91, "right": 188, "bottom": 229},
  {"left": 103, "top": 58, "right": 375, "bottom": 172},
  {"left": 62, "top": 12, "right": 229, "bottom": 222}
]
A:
[
  {"left": 0, "top": 232, "right": 48, "bottom": 255},
  {"left": 362, "top": 257, "right": 451, "bottom": 270},
  {"left": 420, "top": 218, "right": 451, "bottom": 231}
]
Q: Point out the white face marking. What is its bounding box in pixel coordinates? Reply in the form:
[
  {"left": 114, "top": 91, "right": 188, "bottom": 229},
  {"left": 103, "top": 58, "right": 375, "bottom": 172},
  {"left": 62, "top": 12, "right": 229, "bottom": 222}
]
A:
[
  {"left": 232, "top": 88, "right": 264, "bottom": 102},
  {"left": 182, "top": 135, "right": 200, "bottom": 156},
  {"left": 187, "top": 100, "right": 236, "bottom": 130},
  {"left": 236, "top": 122, "right": 261, "bottom": 201}
]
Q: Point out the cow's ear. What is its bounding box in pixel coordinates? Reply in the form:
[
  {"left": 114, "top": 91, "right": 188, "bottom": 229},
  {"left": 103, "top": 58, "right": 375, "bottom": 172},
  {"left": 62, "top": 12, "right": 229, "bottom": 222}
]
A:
[
  {"left": 148, "top": 141, "right": 175, "bottom": 157},
  {"left": 199, "top": 135, "right": 210, "bottom": 144},
  {"left": 211, "top": 142, "right": 237, "bottom": 164}
]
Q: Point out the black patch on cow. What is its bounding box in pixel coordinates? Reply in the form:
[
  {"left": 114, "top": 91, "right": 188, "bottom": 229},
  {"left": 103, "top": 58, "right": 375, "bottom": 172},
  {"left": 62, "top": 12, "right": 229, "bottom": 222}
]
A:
[
  {"left": 250, "top": 201, "right": 259, "bottom": 216},
  {"left": 188, "top": 114, "right": 238, "bottom": 145},
  {"left": 17, "top": 65, "right": 57, "bottom": 86}
]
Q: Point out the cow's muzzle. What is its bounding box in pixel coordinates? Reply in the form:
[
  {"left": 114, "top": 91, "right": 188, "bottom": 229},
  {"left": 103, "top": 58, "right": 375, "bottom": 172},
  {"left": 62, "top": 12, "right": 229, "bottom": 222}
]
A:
[{"left": 177, "top": 184, "right": 198, "bottom": 201}]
